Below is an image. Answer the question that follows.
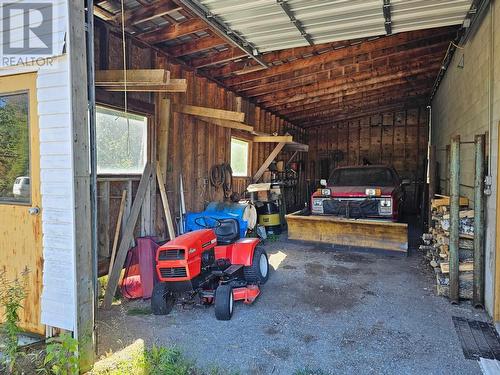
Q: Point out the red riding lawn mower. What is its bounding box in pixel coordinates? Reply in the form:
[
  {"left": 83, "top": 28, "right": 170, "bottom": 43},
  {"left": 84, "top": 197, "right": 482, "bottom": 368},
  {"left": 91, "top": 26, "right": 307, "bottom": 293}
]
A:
[{"left": 151, "top": 217, "right": 269, "bottom": 320}]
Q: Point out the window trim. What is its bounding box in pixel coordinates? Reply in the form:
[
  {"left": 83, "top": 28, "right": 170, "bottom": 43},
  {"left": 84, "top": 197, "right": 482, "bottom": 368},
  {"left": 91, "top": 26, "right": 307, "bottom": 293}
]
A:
[
  {"left": 95, "top": 105, "right": 150, "bottom": 176},
  {"left": 230, "top": 136, "right": 251, "bottom": 178}
]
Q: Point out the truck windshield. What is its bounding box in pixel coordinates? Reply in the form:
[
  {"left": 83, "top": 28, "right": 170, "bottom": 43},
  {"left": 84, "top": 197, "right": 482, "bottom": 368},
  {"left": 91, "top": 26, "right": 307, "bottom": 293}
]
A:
[{"left": 329, "top": 167, "right": 396, "bottom": 187}]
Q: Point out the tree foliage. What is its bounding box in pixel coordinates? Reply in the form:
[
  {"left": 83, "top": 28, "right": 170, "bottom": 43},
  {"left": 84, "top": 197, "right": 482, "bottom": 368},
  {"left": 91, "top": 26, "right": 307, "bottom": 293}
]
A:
[{"left": 0, "top": 94, "right": 29, "bottom": 198}]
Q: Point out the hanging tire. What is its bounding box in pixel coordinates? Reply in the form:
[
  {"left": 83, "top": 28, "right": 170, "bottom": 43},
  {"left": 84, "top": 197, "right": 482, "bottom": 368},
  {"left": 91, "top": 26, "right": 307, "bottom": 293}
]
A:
[
  {"left": 215, "top": 284, "right": 234, "bottom": 321},
  {"left": 151, "top": 282, "right": 174, "bottom": 315},
  {"left": 244, "top": 246, "right": 269, "bottom": 285}
]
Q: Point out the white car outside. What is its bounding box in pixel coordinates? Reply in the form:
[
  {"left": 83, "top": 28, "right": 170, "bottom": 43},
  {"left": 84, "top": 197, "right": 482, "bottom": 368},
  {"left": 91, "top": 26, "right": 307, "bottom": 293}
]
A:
[{"left": 13, "top": 176, "right": 30, "bottom": 198}]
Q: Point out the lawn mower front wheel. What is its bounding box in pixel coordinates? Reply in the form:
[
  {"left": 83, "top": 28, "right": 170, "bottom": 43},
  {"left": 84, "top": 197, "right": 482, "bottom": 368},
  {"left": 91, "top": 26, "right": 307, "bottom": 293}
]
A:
[
  {"left": 215, "top": 284, "right": 234, "bottom": 321},
  {"left": 151, "top": 282, "right": 174, "bottom": 315}
]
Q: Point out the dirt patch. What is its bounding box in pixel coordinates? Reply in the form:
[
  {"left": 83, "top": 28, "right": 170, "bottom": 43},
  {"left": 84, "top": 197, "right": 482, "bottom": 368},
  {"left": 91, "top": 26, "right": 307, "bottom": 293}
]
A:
[
  {"left": 301, "top": 334, "right": 317, "bottom": 344},
  {"left": 325, "top": 265, "right": 360, "bottom": 276},
  {"left": 264, "top": 326, "right": 280, "bottom": 335},
  {"left": 340, "top": 321, "right": 413, "bottom": 356},
  {"left": 282, "top": 264, "right": 297, "bottom": 270},
  {"left": 332, "top": 252, "right": 375, "bottom": 264},
  {"left": 269, "top": 347, "right": 290, "bottom": 360},
  {"left": 305, "top": 262, "right": 325, "bottom": 276},
  {"left": 301, "top": 282, "right": 362, "bottom": 313}
]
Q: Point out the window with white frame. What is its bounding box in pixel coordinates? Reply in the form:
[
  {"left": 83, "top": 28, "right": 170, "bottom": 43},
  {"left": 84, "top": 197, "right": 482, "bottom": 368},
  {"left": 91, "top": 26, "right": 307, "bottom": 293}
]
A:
[
  {"left": 96, "top": 107, "right": 148, "bottom": 174},
  {"left": 230, "top": 137, "right": 250, "bottom": 177}
]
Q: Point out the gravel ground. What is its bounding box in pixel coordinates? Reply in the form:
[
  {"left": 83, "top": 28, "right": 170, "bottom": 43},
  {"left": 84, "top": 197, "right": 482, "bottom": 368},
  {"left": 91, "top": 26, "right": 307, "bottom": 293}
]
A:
[{"left": 98, "top": 227, "right": 485, "bottom": 374}]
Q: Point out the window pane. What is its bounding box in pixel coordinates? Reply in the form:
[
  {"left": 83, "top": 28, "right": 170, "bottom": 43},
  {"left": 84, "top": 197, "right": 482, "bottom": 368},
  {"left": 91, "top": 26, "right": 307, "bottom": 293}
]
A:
[
  {"left": 96, "top": 107, "right": 147, "bottom": 174},
  {"left": 0, "top": 93, "right": 30, "bottom": 204},
  {"left": 230, "top": 138, "right": 249, "bottom": 177}
]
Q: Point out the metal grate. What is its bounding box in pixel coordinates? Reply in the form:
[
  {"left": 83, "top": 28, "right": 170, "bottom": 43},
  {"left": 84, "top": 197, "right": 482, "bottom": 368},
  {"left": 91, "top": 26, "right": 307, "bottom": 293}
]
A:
[
  {"left": 159, "top": 267, "right": 188, "bottom": 278},
  {"left": 453, "top": 317, "right": 500, "bottom": 360},
  {"left": 158, "top": 249, "right": 185, "bottom": 261}
]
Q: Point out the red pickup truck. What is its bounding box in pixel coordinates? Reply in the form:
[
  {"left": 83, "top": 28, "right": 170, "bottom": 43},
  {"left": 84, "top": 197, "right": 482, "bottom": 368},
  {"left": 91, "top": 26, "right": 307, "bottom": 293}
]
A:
[{"left": 311, "top": 165, "right": 408, "bottom": 221}]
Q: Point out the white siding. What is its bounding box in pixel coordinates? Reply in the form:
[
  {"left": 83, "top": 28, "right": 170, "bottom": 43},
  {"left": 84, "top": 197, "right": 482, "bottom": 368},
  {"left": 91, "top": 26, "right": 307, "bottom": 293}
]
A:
[{"left": 0, "top": 0, "right": 76, "bottom": 331}]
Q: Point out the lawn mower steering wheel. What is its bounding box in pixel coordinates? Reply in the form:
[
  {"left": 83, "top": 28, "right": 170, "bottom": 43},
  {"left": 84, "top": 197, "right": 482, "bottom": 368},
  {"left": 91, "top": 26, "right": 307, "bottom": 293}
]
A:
[{"left": 194, "top": 216, "right": 223, "bottom": 229}]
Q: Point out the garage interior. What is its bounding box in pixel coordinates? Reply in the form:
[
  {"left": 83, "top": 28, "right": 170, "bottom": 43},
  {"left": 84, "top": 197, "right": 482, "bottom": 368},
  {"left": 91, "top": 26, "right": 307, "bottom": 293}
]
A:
[{"left": 86, "top": 0, "right": 499, "bottom": 373}]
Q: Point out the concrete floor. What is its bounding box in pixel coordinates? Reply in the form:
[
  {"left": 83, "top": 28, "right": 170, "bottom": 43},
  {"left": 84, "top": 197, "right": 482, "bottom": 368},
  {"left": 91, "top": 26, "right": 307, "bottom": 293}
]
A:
[{"left": 98, "top": 231, "right": 486, "bottom": 374}]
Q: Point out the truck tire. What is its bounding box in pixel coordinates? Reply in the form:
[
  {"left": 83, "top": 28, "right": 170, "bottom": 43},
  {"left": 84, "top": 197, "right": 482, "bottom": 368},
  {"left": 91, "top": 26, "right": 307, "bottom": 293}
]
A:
[
  {"left": 244, "top": 246, "right": 269, "bottom": 285},
  {"left": 215, "top": 284, "right": 233, "bottom": 321},
  {"left": 151, "top": 282, "right": 174, "bottom": 315}
]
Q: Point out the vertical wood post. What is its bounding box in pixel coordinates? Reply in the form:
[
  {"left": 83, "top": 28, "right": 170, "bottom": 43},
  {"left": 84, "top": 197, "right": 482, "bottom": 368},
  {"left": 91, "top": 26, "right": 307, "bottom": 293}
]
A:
[
  {"left": 428, "top": 145, "right": 436, "bottom": 230},
  {"left": 70, "top": 0, "right": 95, "bottom": 369},
  {"left": 473, "top": 134, "right": 486, "bottom": 307},
  {"left": 449, "top": 135, "right": 460, "bottom": 303}
]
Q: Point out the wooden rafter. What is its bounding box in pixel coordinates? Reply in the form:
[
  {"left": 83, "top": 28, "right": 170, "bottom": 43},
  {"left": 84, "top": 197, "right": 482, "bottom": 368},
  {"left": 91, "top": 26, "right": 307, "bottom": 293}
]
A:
[
  {"left": 303, "top": 100, "right": 428, "bottom": 128},
  {"left": 203, "top": 38, "right": 365, "bottom": 78},
  {"left": 285, "top": 87, "right": 432, "bottom": 119},
  {"left": 220, "top": 27, "right": 456, "bottom": 87},
  {"left": 170, "top": 34, "right": 226, "bottom": 57},
  {"left": 191, "top": 47, "right": 247, "bottom": 68},
  {"left": 257, "top": 67, "right": 439, "bottom": 107},
  {"left": 112, "top": 1, "right": 181, "bottom": 26},
  {"left": 140, "top": 18, "right": 207, "bottom": 44},
  {"left": 270, "top": 78, "right": 434, "bottom": 113},
  {"left": 231, "top": 39, "right": 450, "bottom": 95}
]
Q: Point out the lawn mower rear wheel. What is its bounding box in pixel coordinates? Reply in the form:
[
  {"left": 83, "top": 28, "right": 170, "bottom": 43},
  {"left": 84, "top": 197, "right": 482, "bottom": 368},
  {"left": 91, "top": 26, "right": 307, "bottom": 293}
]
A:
[{"left": 244, "top": 246, "right": 269, "bottom": 285}]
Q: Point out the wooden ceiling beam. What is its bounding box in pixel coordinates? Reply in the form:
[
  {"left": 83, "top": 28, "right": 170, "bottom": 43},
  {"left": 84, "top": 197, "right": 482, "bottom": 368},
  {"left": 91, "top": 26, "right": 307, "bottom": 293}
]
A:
[
  {"left": 220, "top": 27, "right": 456, "bottom": 87},
  {"left": 232, "top": 38, "right": 450, "bottom": 94},
  {"left": 242, "top": 52, "right": 444, "bottom": 99},
  {"left": 256, "top": 63, "right": 441, "bottom": 106},
  {"left": 113, "top": 1, "right": 182, "bottom": 26},
  {"left": 260, "top": 72, "right": 437, "bottom": 109},
  {"left": 140, "top": 18, "right": 207, "bottom": 44},
  {"left": 204, "top": 38, "right": 367, "bottom": 78},
  {"left": 284, "top": 86, "right": 432, "bottom": 119},
  {"left": 289, "top": 93, "right": 429, "bottom": 122},
  {"left": 302, "top": 100, "right": 428, "bottom": 128},
  {"left": 268, "top": 78, "right": 433, "bottom": 112},
  {"left": 191, "top": 47, "right": 247, "bottom": 68},
  {"left": 169, "top": 34, "right": 226, "bottom": 57}
]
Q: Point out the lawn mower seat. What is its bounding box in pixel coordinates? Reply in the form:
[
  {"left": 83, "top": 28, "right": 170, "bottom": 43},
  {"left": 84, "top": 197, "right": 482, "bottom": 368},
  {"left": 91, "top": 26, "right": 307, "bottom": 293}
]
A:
[{"left": 215, "top": 218, "right": 240, "bottom": 245}]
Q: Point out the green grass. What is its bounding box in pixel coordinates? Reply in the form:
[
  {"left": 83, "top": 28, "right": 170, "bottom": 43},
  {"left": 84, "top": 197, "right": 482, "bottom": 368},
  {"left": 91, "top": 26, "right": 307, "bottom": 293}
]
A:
[
  {"left": 91, "top": 344, "right": 240, "bottom": 375},
  {"left": 126, "top": 307, "right": 152, "bottom": 316}
]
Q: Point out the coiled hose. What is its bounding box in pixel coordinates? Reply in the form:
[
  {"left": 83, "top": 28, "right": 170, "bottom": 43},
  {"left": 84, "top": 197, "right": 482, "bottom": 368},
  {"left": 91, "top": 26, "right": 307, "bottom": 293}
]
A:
[{"left": 210, "top": 163, "right": 233, "bottom": 199}]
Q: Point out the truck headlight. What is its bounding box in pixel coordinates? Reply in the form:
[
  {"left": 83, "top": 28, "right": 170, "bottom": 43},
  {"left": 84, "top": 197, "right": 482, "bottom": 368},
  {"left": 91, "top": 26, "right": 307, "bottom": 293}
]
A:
[
  {"left": 365, "top": 188, "right": 381, "bottom": 197},
  {"left": 321, "top": 189, "right": 331, "bottom": 196}
]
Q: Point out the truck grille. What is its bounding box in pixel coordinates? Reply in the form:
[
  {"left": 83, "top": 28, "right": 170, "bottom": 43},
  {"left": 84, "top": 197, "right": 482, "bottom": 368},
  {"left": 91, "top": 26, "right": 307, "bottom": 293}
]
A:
[
  {"left": 159, "top": 267, "right": 187, "bottom": 278},
  {"left": 158, "top": 249, "right": 185, "bottom": 260},
  {"left": 322, "top": 198, "right": 379, "bottom": 218}
]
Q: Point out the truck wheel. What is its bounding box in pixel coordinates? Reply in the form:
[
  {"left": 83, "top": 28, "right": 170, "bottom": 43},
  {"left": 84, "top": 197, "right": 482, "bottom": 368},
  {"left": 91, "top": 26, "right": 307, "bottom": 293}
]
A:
[
  {"left": 151, "top": 282, "right": 174, "bottom": 315},
  {"left": 244, "top": 246, "right": 269, "bottom": 285},
  {"left": 215, "top": 284, "right": 233, "bottom": 321}
]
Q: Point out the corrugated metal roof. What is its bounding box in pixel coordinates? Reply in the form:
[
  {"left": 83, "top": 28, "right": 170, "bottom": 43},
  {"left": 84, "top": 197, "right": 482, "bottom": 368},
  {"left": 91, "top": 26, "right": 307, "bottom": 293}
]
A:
[{"left": 198, "top": 0, "right": 472, "bottom": 52}]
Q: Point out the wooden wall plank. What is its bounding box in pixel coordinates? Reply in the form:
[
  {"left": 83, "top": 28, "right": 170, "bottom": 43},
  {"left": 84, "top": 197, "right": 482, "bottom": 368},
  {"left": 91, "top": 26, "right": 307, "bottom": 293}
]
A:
[{"left": 306, "top": 106, "right": 428, "bottom": 212}]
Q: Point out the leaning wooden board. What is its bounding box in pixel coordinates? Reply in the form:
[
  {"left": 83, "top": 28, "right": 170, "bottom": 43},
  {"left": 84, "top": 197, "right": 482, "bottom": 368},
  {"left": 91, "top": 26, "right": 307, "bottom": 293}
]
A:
[{"left": 285, "top": 210, "right": 408, "bottom": 253}]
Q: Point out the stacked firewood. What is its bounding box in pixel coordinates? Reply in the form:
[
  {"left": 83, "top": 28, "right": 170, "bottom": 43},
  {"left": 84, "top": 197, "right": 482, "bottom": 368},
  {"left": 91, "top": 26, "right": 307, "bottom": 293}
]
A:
[{"left": 420, "top": 196, "right": 474, "bottom": 299}]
